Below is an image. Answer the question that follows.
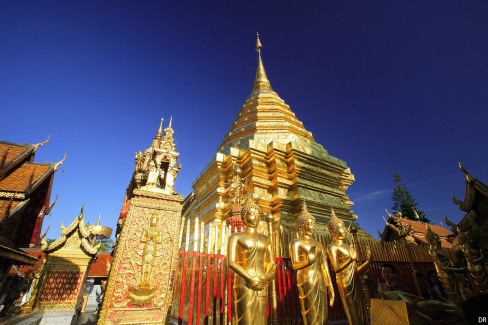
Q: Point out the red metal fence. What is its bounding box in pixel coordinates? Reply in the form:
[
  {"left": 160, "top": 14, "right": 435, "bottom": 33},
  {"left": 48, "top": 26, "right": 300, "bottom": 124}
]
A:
[{"left": 171, "top": 223, "right": 438, "bottom": 324}]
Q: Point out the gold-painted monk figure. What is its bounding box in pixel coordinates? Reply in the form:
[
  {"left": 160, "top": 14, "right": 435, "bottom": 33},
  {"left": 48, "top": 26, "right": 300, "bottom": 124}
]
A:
[
  {"left": 141, "top": 215, "right": 163, "bottom": 285},
  {"left": 227, "top": 197, "right": 276, "bottom": 324},
  {"left": 290, "top": 202, "right": 335, "bottom": 325},
  {"left": 327, "top": 209, "right": 371, "bottom": 325}
]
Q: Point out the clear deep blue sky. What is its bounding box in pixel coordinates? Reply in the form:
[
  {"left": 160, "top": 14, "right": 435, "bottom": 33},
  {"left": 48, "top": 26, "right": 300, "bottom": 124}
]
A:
[{"left": 1, "top": 1, "right": 487, "bottom": 240}]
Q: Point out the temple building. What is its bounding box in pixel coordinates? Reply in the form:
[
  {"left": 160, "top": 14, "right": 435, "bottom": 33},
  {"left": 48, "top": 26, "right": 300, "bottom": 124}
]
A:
[
  {"left": 0, "top": 138, "right": 63, "bottom": 302},
  {"left": 182, "top": 35, "right": 372, "bottom": 256}
]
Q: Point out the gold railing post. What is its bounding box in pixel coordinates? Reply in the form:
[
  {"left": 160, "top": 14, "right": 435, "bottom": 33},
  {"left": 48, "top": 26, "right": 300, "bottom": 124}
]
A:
[{"left": 266, "top": 211, "right": 279, "bottom": 325}]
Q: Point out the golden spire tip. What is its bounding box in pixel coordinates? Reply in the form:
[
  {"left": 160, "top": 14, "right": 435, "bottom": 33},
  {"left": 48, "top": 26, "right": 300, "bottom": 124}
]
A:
[{"left": 256, "top": 32, "right": 262, "bottom": 52}]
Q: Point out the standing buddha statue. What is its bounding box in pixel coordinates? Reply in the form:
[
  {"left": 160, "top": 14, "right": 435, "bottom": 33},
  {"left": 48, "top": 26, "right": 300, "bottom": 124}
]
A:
[
  {"left": 289, "top": 201, "right": 335, "bottom": 325},
  {"left": 327, "top": 208, "right": 371, "bottom": 325},
  {"left": 227, "top": 197, "right": 276, "bottom": 324}
]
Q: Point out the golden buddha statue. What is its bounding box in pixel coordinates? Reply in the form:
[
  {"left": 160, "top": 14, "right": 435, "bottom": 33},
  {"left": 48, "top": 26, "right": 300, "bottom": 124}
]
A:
[
  {"left": 289, "top": 202, "right": 335, "bottom": 325},
  {"left": 326, "top": 209, "right": 371, "bottom": 325},
  {"left": 227, "top": 197, "right": 276, "bottom": 324}
]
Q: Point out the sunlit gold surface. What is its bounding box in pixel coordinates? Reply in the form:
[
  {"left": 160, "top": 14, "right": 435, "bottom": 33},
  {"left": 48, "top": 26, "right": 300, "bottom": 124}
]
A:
[
  {"left": 98, "top": 119, "right": 184, "bottom": 324},
  {"left": 289, "top": 202, "right": 334, "bottom": 324},
  {"left": 183, "top": 34, "right": 372, "bottom": 262},
  {"left": 327, "top": 209, "right": 371, "bottom": 325},
  {"left": 35, "top": 208, "right": 97, "bottom": 311},
  {"left": 227, "top": 198, "right": 276, "bottom": 324}
]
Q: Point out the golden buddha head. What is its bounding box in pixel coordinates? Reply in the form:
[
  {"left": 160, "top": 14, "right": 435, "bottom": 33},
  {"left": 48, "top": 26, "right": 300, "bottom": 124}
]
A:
[
  {"left": 297, "top": 201, "right": 315, "bottom": 235},
  {"left": 327, "top": 208, "right": 345, "bottom": 239},
  {"left": 241, "top": 197, "right": 260, "bottom": 228}
]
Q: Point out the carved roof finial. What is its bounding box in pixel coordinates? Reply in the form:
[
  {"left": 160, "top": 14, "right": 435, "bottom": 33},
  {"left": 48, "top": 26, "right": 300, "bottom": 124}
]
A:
[
  {"left": 53, "top": 153, "right": 66, "bottom": 172},
  {"left": 34, "top": 135, "right": 51, "bottom": 152},
  {"left": 45, "top": 194, "right": 58, "bottom": 215},
  {"left": 253, "top": 33, "right": 271, "bottom": 91},
  {"left": 459, "top": 162, "right": 474, "bottom": 183}
]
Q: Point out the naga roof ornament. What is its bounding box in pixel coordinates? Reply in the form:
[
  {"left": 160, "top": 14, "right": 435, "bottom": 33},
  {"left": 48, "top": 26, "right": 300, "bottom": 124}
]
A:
[{"left": 42, "top": 206, "right": 98, "bottom": 255}]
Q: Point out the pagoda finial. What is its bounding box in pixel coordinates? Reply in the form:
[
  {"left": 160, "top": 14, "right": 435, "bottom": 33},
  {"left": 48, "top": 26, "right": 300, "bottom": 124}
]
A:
[
  {"left": 169, "top": 116, "right": 173, "bottom": 128},
  {"left": 155, "top": 118, "right": 164, "bottom": 140},
  {"left": 253, "top": 33, "right": 271, "bottom": 91},
  {"left": 152, "top": 118, "right": 164, "bottom": 147}
]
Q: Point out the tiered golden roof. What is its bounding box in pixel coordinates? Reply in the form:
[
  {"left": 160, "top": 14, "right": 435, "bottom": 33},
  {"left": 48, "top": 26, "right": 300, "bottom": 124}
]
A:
[{"left": 183, "top": 35, "right": 372, "bottom": 254}]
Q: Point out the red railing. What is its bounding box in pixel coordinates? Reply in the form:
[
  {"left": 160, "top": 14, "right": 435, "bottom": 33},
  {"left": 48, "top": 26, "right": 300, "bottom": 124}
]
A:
[{"left": 171, "top": 251, "right": 436, "bottom": 324}]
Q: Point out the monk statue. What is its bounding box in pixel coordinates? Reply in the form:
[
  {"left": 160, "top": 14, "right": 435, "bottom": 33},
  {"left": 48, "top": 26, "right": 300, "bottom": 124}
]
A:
[
  {"left": 227, "top": 197, "right": 276, "bottom": 324},
  {"left": 290, "top": 201, "right": 335, "bottom": 325},
  {"left": 327, "top": 208, "right": 371, "bottom": 325},
  {"left": 425, "top": 224, "right": 467, "bottom": 308}
]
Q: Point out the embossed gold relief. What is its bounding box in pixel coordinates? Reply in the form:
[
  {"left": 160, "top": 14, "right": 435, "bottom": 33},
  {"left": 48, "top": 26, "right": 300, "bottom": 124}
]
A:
[
  {"left": 127, "top": 215, "right": 165, "bottom": 305},
  {"left": 99, "top": 198, "right": 183, "bottom": 324},
  {"left": 99, "top": 122, "right": 183, "bottom": 324}
]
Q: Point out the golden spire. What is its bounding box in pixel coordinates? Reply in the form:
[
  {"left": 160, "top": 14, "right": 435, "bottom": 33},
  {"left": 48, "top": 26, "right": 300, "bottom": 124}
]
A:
[
  {"left": 253, "top": 33, "right": 271, "bottom": 91},
  {"left": 154, "top": 118, "right": 164, "bottom": 140},
  {"left": 151, "top": 118, "right": 164, "bottom": 148}
]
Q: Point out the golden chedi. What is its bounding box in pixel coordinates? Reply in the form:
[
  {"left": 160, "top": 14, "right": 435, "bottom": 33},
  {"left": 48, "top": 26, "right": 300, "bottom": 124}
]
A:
[{"left": 289, "top": 201, "right": 335, "bottom": 325}]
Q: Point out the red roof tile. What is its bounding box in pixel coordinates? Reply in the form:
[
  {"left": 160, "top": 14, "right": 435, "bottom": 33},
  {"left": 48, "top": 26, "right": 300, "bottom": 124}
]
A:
[
  {"left": 0, "top": 143, "right": 31, "bottom": 167},
  {"left": 88, "top": 253, "right": 112, "bottom": 278},
  {"left": 0, "top": 162, "right": 51, "bottom": 193}
]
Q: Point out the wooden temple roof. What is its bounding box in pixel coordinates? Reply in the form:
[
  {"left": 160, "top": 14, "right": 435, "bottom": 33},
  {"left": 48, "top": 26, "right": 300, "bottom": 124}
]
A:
[
  {"left": 0, "top": 162, "right": 53, "bottom": 194},
  {"left": 380, "top": 217, "right": 453, "bottom": 249},
  {"left": 0, "top": 139, "right": 61, "bottom": 264}
]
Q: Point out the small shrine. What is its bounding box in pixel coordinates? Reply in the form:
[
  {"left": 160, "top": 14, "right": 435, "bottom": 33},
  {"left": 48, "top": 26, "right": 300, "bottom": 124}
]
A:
[{"left": 34, "top": 207, "right": 108, "bottom": 324}]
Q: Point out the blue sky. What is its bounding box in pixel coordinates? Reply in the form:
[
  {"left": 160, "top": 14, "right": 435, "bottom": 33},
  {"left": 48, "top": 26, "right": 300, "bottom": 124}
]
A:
[{"left": 1, "top": 1, "right": 487, "bottom": 239}]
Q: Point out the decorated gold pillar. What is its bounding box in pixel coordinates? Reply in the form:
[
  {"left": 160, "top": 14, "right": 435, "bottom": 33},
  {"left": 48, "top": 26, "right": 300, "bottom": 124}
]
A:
[{"left": 98, "top": 118, "right": 184, "bottom": 324}]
